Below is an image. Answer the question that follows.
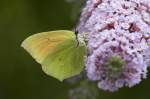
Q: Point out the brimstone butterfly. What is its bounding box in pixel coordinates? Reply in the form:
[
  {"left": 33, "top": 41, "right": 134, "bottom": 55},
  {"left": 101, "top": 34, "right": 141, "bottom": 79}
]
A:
[{"left": 21, "top": 30, "right": 86, "bottom": 81}]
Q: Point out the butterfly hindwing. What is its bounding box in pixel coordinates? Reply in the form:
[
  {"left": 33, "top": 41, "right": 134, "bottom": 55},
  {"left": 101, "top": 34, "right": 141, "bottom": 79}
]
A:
[{"left": 42, "top": 38, "right": 86, "bottom": 81}]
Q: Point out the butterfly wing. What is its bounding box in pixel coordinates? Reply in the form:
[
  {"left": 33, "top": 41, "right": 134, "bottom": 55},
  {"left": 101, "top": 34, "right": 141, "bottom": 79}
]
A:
[
  {"left": 21, "top": 30, "right": 75, "bottom": 63},
  {"left": 42, "top": 38, "right": 86, "bottom": 81},
  {"left": 21, "top": 30, "right": 86, "bottom": 81}
]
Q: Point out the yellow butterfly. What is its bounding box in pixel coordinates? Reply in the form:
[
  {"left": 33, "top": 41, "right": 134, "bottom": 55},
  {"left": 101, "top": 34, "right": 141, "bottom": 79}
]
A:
[{"left": 21, "top": 30, "right": 86, "bottom": 81}]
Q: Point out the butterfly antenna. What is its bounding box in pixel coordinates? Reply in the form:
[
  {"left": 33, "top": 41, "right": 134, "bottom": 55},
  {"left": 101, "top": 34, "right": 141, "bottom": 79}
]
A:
[
  {"left": 75, "top": 29, "right": 79, "bottom": 48},
  {"left": 71, "top": 14, "right": 79, "bottom": 47},
  {"left": 72, "top": 0, "right": 86, "bottom": 48}
]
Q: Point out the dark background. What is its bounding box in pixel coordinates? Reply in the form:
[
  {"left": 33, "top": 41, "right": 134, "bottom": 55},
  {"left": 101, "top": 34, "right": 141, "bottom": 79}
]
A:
[{"left": 0, "top": 0, "right": 150, "bottom": 99}]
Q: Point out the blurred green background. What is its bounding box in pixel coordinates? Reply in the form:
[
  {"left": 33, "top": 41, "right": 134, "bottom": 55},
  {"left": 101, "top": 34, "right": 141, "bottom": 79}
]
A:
[{"left": 0, "top": 0, "right": 150, "bottom": 99}]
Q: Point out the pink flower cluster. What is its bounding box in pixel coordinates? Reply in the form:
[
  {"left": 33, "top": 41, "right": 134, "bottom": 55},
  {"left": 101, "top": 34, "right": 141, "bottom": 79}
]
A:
[{"left": 77, "top": 0, "right": 150, "bottom": 91}]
